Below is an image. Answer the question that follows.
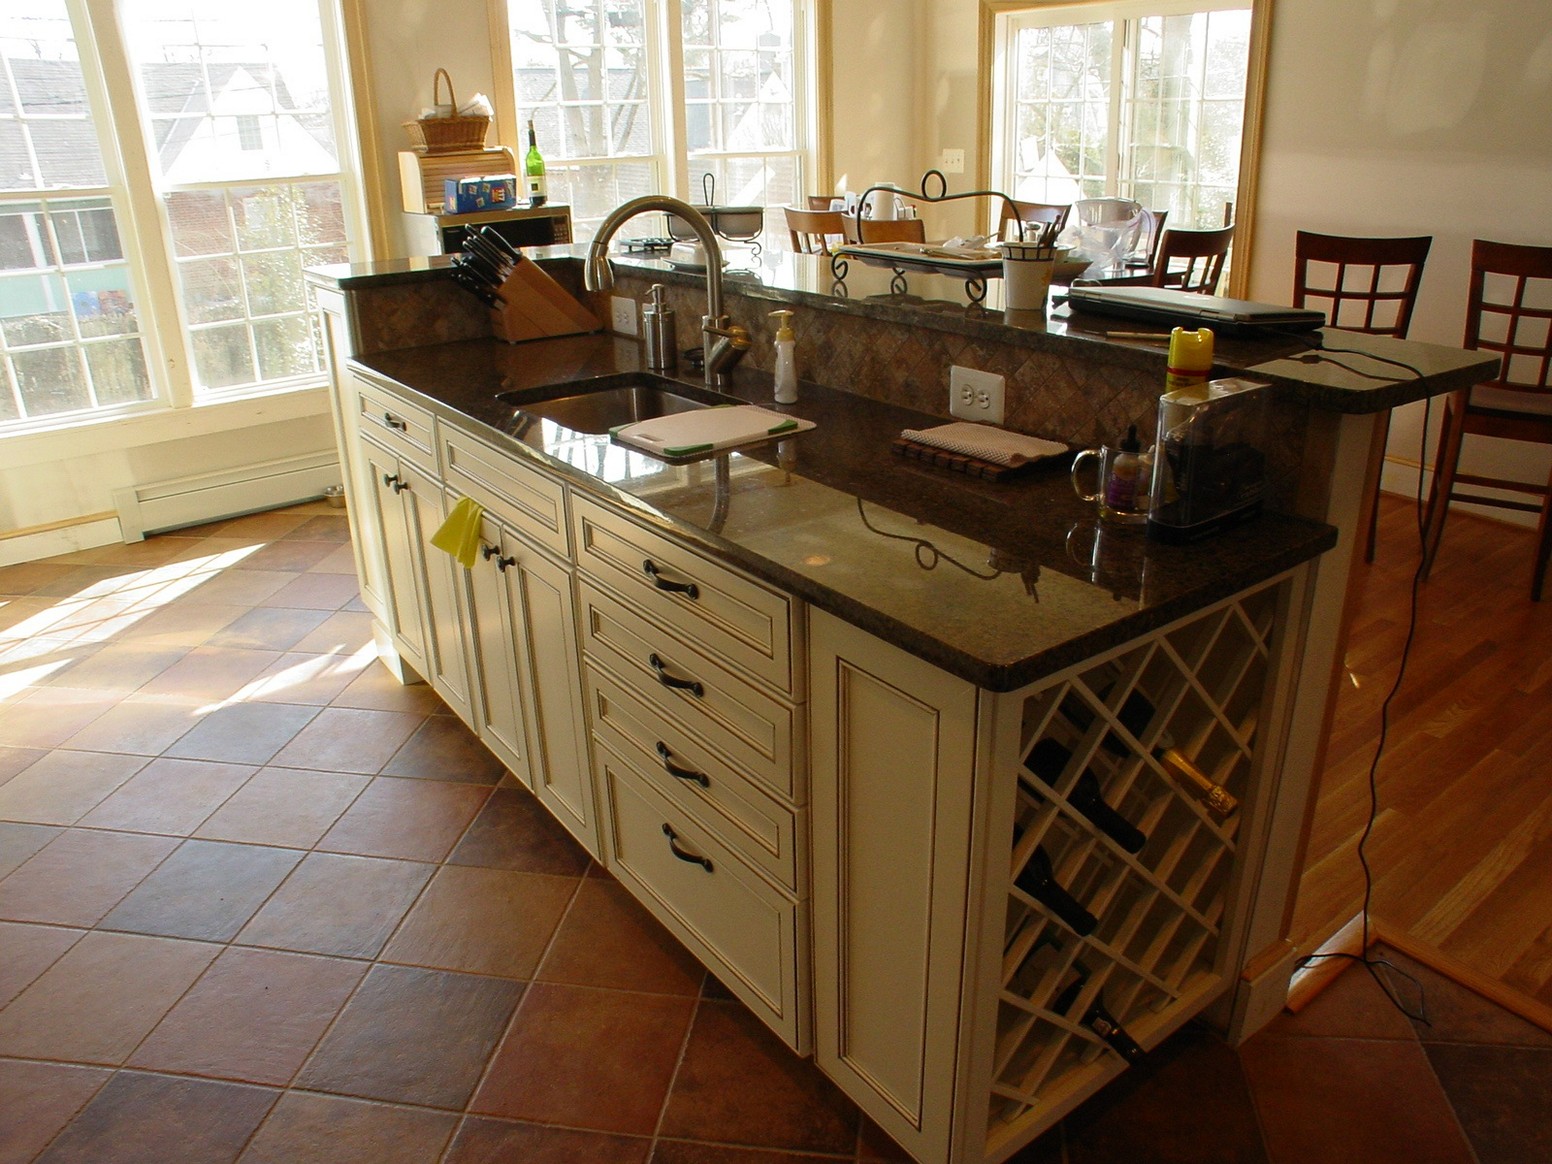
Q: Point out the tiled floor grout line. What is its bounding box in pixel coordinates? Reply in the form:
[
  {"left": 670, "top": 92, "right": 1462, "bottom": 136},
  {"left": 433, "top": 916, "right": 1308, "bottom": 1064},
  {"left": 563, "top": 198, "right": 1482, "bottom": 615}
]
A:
[
  {"left": 644, "top": 985, "right": 705, "bottom": 1164},
  {"left": 441, "top": 858, "right": 593, "bottom": 1151}
]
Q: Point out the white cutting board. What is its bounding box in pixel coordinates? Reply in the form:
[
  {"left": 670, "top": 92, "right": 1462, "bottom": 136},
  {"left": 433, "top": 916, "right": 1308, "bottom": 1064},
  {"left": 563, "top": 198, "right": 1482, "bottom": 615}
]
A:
[{"left": 612, "top": 404, "right": 815, "bottom": 459}]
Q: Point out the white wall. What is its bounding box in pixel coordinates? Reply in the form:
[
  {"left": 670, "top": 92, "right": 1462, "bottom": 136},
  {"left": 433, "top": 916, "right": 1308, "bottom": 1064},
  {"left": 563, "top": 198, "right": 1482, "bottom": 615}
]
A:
[{"left": 1249, "top": 0, "right": 1552, "bottom": 517}]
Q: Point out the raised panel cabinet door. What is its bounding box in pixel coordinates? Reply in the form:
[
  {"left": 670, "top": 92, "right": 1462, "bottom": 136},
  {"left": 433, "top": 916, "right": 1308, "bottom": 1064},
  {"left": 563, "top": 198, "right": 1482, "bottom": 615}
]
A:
[
  {"left": 511, "top": 537, "right": 598, "bottom": 857},
  {"left": 361, "top": 440, "right": 429, "bottom": 677},
  {"left": 402, "top": 469, "right": 476, "bottom": 727},
  {"left": 810, "top": 608, "right": 979, "bottom": 1164},
  {"left": 463, "top": 514, "right": 533, "bottom": 785},
  {"left": 318, "top": 312, "right": 387, "bottom": 623}
]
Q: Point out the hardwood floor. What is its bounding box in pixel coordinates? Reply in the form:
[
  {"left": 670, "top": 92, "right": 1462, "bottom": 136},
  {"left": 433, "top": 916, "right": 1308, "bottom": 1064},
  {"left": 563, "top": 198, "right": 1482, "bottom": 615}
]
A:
[{"left": 1292, "top": 493, "right": 1552, "bottom": 1021}]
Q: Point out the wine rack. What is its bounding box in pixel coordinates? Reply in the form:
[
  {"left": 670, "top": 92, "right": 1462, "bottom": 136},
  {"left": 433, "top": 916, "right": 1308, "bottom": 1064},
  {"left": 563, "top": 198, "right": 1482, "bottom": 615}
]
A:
[{"left": 987, "top": 582, "right": 1280, "bottom": 1148}]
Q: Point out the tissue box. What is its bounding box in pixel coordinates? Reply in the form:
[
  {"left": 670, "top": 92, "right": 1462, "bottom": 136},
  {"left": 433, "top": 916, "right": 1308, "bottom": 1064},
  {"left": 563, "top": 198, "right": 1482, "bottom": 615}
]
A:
[{"left": 443, "top": 174, "right": 518, "bottom": 214}]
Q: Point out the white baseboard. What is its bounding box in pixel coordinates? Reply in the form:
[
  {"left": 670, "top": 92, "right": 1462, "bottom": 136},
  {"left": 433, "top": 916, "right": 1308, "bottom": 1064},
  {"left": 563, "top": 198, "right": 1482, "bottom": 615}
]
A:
[{"left": 0, "top": 518, "right": 124, "bottom": 567}]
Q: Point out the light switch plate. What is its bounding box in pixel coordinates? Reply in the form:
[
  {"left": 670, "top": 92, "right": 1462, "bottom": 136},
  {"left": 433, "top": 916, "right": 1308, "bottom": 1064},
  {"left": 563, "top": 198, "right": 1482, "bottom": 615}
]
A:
[
  {"left": 941, "top": 148, "right": 966, "bottom": 175},
  {"left": 611, "top": 296, "right": 639, "bottom": 337}
]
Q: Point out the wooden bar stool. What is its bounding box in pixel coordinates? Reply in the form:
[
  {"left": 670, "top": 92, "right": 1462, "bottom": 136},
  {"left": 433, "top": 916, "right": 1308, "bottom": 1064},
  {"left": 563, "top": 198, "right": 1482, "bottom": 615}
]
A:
[
  {"left": 1293, "top": 231, "right": 1433, "bottom": 561},
  {"left": 1422, "top": 239, "right": 1552, "bottom": 599}
]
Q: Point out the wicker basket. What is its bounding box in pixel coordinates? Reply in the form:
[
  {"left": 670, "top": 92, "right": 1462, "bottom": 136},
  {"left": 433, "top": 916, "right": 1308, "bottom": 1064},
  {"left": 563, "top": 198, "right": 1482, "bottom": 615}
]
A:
[{"left": 403, "top": 68, "right": 490, "bottom": 155}]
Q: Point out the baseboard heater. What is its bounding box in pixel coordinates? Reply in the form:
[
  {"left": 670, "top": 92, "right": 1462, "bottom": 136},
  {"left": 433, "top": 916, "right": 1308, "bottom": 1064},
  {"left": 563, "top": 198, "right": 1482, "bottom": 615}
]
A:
[{"left": 113, "top": 452, "right": 343, "bottom": 543}]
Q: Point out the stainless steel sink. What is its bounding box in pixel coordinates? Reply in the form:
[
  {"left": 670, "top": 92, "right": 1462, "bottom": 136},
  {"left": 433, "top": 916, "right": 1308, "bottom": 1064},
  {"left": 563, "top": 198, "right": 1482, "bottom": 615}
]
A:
[{"left": 498, "top": 378, "right": 729, "bottom": 436}]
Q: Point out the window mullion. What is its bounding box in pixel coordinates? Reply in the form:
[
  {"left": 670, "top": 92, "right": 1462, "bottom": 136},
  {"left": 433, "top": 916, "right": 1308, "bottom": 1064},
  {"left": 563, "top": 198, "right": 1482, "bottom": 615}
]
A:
[
  {"left": 72, "top": 0, "right": 195, "bottom": 409},
  {"left": 657, "top": 0, "right": 689, "bottom": 198}
]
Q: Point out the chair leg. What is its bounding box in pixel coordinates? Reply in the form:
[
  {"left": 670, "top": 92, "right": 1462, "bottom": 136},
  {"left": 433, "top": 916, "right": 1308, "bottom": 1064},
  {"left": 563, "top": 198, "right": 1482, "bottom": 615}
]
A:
[
  {"left": 1534, "top": 469, "right": 1552, "bottom": 602},
  {"left": 1363, "top": 413, "right": 1392, "bottom": 564},
  {"left": 1421, "top": 392, "right": 1468, "bottom": 580}
]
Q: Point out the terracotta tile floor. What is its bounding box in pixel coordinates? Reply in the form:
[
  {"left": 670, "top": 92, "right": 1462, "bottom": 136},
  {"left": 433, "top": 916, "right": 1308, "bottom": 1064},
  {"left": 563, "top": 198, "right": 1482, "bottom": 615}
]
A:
[{"left": 1, "top": 503, "right": 1549, "bottom": 1163}]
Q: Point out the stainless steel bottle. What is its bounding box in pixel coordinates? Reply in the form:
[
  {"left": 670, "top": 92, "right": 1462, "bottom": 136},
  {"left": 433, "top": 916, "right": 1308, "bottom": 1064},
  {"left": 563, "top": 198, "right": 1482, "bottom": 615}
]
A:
[{"left": 642, "top": 284, "right": 676, "bottom": 371}]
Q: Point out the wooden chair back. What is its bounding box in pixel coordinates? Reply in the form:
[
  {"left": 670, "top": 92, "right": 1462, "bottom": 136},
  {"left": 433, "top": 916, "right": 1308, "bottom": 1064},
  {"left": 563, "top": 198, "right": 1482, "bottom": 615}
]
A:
[
  {"left": 1422, "top": 239, "right": 1552, "bottom": 598},
  {"left": 998, "top": 199, "right": 1069, "bottom": 240},
  {"left": 1150, "top": 224, "right": 1235, "bottom": 294},
  {"left": 842, "top": 215, "right": 927, "bottom": 245},
  {"left": 806, "top": 195, "right": 838, "bottom": 210},
  {"left": 786, "top": 207, "right": 845, "bottom": 255},
  {"left": 1293, "top": 231, "right": 1432, "bottom": 337}
]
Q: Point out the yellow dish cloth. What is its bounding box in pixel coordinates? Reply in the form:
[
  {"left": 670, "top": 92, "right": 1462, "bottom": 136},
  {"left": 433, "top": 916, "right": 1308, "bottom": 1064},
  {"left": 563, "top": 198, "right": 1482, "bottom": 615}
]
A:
[{"left": 430, "top": 496, "right": 485, "bottom": 569}]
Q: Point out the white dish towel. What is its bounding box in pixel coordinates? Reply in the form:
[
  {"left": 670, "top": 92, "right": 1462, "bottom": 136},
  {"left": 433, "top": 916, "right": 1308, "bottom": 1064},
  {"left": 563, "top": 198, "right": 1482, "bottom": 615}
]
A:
[{"left": 899, "top": 421, "right": 1067, "bottom": 467}]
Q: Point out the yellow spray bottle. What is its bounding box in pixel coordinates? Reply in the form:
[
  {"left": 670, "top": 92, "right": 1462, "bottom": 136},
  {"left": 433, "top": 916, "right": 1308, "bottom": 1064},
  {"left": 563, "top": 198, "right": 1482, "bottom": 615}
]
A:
[{"left": 1165, "top": 327, "right": 1214, "bottom": 392}]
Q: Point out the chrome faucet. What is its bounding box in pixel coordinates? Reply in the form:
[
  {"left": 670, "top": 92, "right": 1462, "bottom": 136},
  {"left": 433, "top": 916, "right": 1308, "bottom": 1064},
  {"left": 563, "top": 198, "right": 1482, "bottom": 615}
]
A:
[{"left": 584, "top": 195, "right": 750, "bottom": 389}]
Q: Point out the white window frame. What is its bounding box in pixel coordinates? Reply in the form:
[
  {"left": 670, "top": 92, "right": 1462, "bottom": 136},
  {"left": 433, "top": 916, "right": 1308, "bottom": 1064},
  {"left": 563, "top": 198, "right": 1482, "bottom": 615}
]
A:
[
  {"left": 982, "top": 0, "right": 1270, "bottom": 295},
  {"left": 489, "top": 0, "right": 822, "bottom": 244},
  {"left": 0, "top": 0, "right": 369, "bottom": 440}
]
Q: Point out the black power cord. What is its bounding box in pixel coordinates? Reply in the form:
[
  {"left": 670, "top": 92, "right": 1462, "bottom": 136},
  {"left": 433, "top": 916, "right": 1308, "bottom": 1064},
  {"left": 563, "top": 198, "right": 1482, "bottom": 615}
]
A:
[{"left": 1290, "top": 337, "right": 1434, "bottom": 1024}]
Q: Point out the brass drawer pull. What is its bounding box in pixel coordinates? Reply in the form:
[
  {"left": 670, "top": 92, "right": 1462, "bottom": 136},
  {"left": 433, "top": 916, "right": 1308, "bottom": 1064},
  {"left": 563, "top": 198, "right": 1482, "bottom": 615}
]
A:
[
  {"left": 656, "top": 741, "right": 710, "bottom": 788},
  {"left": 642, "top": 558, "right": 699, "bottom": 599},
  {"left": 662, "top": 823, "right": 713, "bottom": 872},
  {"left": 649, "top": 652, "right": 704, "bottom": 697},
  {"left": 383, "top": 411, "right": 408, "bottom": 431}
]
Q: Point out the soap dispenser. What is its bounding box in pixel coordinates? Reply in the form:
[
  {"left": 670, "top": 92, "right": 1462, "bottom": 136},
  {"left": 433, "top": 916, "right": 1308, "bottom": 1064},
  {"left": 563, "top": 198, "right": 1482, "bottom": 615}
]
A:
[
  {"left": 642, "top": 283, "right": 675, "bottom": 371},
  {"left": 770, "top": 309, "right": 798, "bottom": 404}
]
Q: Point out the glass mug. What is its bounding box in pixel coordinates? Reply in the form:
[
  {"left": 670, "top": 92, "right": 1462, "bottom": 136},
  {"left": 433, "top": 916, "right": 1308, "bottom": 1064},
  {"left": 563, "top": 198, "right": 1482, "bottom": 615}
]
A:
[{"left": 1070, "top": 444, "right": 1151, "bottom": 526}]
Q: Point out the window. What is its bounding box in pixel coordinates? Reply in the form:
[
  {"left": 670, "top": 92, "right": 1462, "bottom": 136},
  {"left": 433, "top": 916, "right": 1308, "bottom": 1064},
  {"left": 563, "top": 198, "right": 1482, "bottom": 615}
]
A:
[
  {"left": 990, "top": 0, "right": 1251, "bottom": 230},
  {"left": 0, "top": 1, "right": 361, "bottom": 436},
  {"left": 503, "top": 0, "right": 812, "bottom": 244}
]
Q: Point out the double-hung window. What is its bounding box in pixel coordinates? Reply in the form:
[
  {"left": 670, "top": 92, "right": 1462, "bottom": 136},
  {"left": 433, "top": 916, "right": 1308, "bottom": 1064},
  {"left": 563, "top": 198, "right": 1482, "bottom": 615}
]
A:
[
  {"left": 990, "top": 0, "right": 1252, "bottom": 229},
  {"left": 502, "top": 0, "right": 813, "bottom": 245},
  {"left": 0, "top": 0, "right": 362, "bottom": 436}
]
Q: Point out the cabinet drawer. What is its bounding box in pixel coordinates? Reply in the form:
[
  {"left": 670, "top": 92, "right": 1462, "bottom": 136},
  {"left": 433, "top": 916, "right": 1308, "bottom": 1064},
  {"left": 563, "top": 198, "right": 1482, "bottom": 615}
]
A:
[
  {"left": 573, "top": 494, "right": 798, "bottom": 696},
  {"left": 600, "top": 740, "right": 808, "bottom": 1052},
  {"left": 578, "top": 579, "right": 799, "bottom": 799},
  {"left": 355, "top": 377, "right": 436, "bottom": 468},
  {"left": 585, "top": 662, "right": 802, "bottom": 891},
  {"left": 442, "top": 426, "right": 570, "bottom": 560}
]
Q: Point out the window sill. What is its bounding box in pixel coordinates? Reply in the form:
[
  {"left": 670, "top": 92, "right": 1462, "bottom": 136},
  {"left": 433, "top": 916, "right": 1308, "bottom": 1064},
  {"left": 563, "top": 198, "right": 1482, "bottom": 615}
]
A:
[{"left": 0, "top": 381, "right": 334, "bottom": 471}]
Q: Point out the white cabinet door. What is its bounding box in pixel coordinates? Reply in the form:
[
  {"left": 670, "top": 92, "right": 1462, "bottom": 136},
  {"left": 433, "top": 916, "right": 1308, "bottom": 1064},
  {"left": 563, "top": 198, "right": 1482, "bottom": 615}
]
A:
[
  {"left": 361, "top": 440, "right": 429, "bottom": 678},
  {"left": 401, "top": 465, "right": 475, "bottom": 727},
  {"left": 464, "top": 515, "right": 532, "bottom": 784},
  {"left": 810, "top": 608, "right": 979, "bottom": 1164},
  {"left": 514, "top": 535, "right": 596, "bottom": 856},
  {"left": 463, "top": 507, "right": 597, "bottom": 856}
]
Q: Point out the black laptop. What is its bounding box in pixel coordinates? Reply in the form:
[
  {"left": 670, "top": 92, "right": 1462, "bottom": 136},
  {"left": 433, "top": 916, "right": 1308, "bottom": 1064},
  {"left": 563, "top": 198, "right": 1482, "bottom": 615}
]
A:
[{"left": 1062, "top": 284, "right": 1326, "bottom": 337}]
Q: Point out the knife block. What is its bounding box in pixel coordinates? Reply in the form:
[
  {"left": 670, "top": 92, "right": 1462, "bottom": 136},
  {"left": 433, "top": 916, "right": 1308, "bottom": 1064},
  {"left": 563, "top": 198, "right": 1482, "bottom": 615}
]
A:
[{"left": 489, "top": 256, "right": 600, "bottom": 343}]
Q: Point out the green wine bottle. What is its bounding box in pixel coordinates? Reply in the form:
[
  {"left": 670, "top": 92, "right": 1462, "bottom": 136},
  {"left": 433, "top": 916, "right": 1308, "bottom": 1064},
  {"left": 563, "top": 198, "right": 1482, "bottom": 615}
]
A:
[{"left": 524, "top": 119, "right": 547, "bottom": 207}]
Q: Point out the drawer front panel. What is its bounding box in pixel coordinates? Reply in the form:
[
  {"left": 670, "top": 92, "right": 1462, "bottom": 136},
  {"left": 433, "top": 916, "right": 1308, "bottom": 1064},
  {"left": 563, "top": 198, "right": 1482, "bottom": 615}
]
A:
[
  {"left": 356, "top": 377, "right": 436, "bottom": 468},
  {"left": 600, "top": 741, "right": 807, "bottom": 1051},
  {"left": 577, "top": 580, "right": 797, "bottom": 795},
  {"left": 442, "top": 426, "right": 569, "bottom": 560},
  {"left": 585, "top": 662, "right": 800, "bottom": 890},
  {"left": 573, "top": 495, "right": 796, "bottom": 696}
]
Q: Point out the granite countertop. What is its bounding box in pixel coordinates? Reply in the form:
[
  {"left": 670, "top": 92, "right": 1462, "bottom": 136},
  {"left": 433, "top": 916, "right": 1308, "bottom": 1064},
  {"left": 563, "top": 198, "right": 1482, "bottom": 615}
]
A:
[{"left": 350, "top": 333, "right": 1338, "bottom": 692}]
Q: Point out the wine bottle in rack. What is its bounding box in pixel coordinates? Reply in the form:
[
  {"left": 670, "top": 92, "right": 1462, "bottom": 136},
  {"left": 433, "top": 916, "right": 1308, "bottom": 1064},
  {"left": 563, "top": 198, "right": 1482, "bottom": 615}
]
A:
[
  {"left": 1052, "top": 973, "right": 1144, "bottom": 1062},
  {"left": 1061, "top": 688, "right": 1239, "bottom": 820},
  {"left": 1012, "top": 841, "right": 1098, "bottom": 936},
  {"left": 1022, "top": 739, "right": 1147, "bottom": 853}
]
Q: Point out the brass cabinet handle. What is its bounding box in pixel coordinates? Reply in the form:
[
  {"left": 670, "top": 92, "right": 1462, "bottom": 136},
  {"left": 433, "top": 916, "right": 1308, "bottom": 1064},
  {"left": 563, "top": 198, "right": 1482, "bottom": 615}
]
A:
[
  {"left": 649, "top": 653, "right": 704, "bottom": 697},
  {"left": 656, "top": 741, "right": 710, "bottom": 788},
  {"left": 661, "top": 823, "right": 713, "bottom": 872},
  {"left": 642, "top": 558, "right": 699, "bottom": 599}
]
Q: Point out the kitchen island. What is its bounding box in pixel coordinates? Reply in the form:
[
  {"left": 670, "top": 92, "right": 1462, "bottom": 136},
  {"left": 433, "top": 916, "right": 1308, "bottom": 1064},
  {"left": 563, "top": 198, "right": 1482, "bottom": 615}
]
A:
[{"left": 308, "top": 249, "right": 1493, "bottom": 1164}]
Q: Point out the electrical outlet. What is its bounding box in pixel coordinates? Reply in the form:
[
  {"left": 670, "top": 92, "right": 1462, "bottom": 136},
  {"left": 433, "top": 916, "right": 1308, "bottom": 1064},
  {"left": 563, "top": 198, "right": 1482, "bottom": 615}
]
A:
[
  {"left": 949, "top": 365, "right": 1005, "bottom": 425},
  {"left": 941, "top": 148, "right": 966, "bottom": 175},
  {"left": 611, "top": 295, "right": 639, "bottom": 337}
]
